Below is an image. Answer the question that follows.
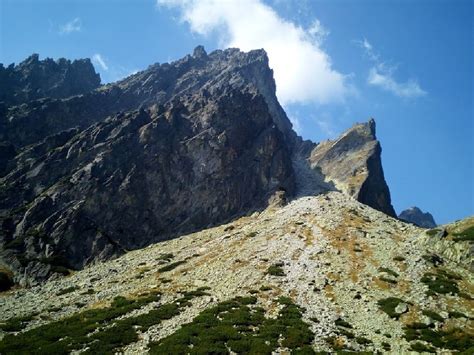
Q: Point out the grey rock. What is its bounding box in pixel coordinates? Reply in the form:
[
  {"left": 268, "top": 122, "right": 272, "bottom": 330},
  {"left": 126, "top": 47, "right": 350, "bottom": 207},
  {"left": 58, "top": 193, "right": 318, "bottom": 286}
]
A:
[
  {"left": 308, "top": 119, "right": 396, "bottom": 217},
  {"left": 399, "top": 207, "right": 437, "bottom": 228},
  {"left": 0, "top": 47, "right": 295, "bottom": 283},
  {"left": 394, "top": 302, "right": 408, "bottom": 315},
  {"left": 0, "top": 54, "right": 100, "bottom": 107}
]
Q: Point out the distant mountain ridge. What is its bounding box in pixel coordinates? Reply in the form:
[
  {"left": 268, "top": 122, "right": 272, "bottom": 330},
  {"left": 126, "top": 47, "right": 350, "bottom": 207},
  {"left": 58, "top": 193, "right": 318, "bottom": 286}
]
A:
[
  {"left": 1, "top": 46, "right": 395, "bottom": 285},
  {"left": 399, "top": 206, "right": 437, "bottom": 228}
]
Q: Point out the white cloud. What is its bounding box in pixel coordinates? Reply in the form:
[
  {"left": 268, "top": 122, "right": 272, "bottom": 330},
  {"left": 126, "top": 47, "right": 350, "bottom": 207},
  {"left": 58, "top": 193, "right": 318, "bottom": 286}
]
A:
[
  {"left": 307, "top": 19, "right": 329, "bottom": 45},
  {"left": 157, "top": 0, "right": 350, "bottom": 105},
  {"left": 92, "top": 54, "right": 109, "bottom": 71},
  {"left": 368, "top": 67, "right": 426, "bottom": 98},
  {"left": 357, "top": 38, "right": 426, "bottom": 98},
  {"left": 59, "top": 18, "right": 82, "bottom": 34}
]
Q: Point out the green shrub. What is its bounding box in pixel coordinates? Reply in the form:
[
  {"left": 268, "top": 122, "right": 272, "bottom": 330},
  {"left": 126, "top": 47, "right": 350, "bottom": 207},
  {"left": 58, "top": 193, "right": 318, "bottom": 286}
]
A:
[
  {"left": 149, "top": 294, "right": 314, "bottom": 354},
  {"left": 57, "top": 286, "right": 78, "bottom": 295},
  {"left": 0, "top": 289, "right": 206, "bottom": 354},
  {"left": 335, "top": 318, "right": 353, "bottom": 329},
  {"left": 377, "top": 297, "right": 407, "bottom": 319},
  {"left": 410, "top": 342, "right": 436, "bottom": 352},
  {"left": 267, "top": 264, "right": 285, "bottom": 276},
  {"left": 0, "top": 314, "right": 37, "bottom": 332},
  {"left": 355, "top": 336, "right": 372, "bottom": 345},
  {"left": 157, "top": 253, "right": 174, "bottom": 261},
  {"left": 379, "top": 276, "right": 397, "bottom": 284},
  {"left": 426, "top": 228, "right": 441, "bottom": 237},
  {"left": 378, "top": 267, "right": 399, "bottom": 278},
  {"left": 451, "top": 226, "right": 474, "bottom": 242},
  {"left": 421, "top": 270, "right": 460, "bottom": 295},
  {"left": 158, "top": 260, "right": 186, "bottom": 272},
  {"left": 448, "top": 311, "right": 467, "bottom": 319},
  {"left": 422, "top": 310, "right": 444, "bottom": 322}
]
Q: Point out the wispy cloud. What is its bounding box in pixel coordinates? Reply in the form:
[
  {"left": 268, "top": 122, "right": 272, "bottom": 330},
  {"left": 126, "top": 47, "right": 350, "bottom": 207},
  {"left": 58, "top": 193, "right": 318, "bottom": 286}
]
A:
[
  {"left": 357, "top": 38, "right": 426, "bottom": 99},
  {"left": 59, "top": 18, "right": 82, "bottom": 34},
  {"left": 92, "top": 54, "right": 109, "bottom": 71},
  {"left": 157, "top": 0, "right": 351, "bottom": 106}
]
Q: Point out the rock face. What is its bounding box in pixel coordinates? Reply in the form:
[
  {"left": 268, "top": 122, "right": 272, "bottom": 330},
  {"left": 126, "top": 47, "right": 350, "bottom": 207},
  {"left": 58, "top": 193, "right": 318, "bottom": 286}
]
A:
[
  {"left": 0, "top": 47, "right": 396, "bottom": 284},
  {"left": 0, "top": 54, "right": 101, "bottom": 107},
  {"left": 399, "top": 207, "right": 437, "bottom": 228},
  {"left": 0, "top": 47, "right": 295, "bottom": 283},
  {"left": 308, "top": 119, "right": 396, "bottom": 217}
]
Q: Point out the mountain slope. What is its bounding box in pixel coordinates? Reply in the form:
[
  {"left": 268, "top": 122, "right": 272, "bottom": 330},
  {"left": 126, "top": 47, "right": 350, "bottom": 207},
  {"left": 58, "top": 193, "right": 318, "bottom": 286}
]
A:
[{"left": 0, "top": 192, "right": 472, "bottom": 353}]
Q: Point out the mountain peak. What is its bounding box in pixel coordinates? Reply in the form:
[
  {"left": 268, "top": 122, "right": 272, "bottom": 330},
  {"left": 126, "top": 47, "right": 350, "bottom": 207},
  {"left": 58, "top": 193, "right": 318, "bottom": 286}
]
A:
[{"left": 399, "top": 206, "right": 437, "bottom": 228}]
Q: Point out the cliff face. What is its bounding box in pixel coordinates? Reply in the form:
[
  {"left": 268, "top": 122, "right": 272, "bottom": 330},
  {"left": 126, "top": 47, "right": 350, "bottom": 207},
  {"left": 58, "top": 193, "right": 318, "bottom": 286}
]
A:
[
  {"left": 308, "top": 119, "right": 396, "bottom": 217},
  {"left": 0, "top": 54, "right": 101, "bottom": 107},
  {"left": 399, "top": 207, "right": 437, "bottom": 228},
  {"left": 0, "top": 47, "right": 295, "bottom": 283},
  {"left": 0, "top": 47, "right": 396, "bottom": 284}
]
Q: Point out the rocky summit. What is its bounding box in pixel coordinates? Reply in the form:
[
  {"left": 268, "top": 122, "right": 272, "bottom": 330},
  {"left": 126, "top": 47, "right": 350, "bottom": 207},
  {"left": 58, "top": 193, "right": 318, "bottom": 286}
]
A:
[
  {"left": 0, "top": 47, "right": 472, "bottom": 354},
  {"left": 399, "top": 207, "right": 437, "bottom": 228}
]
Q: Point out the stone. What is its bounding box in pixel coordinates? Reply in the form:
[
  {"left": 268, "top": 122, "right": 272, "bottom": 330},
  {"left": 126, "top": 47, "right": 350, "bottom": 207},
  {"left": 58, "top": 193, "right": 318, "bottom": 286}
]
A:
[{"left": 394, "top": 302, "right": 408, "bottom": 315}]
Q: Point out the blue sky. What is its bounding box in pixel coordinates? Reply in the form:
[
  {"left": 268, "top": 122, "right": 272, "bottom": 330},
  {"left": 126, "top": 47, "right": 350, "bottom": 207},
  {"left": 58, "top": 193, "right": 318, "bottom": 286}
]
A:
[{"left": 1, "top": 0, "right": 472, "bottom": 224}]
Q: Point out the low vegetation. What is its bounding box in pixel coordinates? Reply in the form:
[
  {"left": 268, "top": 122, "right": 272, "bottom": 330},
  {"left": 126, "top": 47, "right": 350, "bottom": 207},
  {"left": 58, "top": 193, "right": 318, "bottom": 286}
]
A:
[
  {"left": 404, "top": 324, "right": 473, "bottom": 352},
  {"left": 377, "top": 297, "right": 407, "bottom": 319},
  {"left": 149, "top": 295, "right": 315, "bottom": 354},
  {"left": 56, "top": 286, "right": 79, "bottom": 296},
  {"left": 267, "top": 263, "right": 285, "bottom": 276},
  {"left": 0, "top": 289, "right": 209, "bottom": 354},
  {"left": 158, "top": 260, "right": 187, "bottom": 272},
  {"left": 421, "top": 269, "right": 461, "bottom": 296},
  {"left": 378, "top": 267, "right": 399, "bottom": 278},
  {"left": 451, "top": 226, "right": 474, "bottom": 242}
]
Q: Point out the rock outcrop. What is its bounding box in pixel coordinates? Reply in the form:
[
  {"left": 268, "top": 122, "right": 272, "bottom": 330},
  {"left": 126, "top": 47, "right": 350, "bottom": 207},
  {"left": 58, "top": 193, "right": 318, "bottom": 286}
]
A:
[
  {"left": 0, "top": 54, "right": 101, "bottom": 107},
  {"left": 399, "top": 207, "right": 437, "bottom": 228},
  {"left": 308, "top": 119, "right": 396, "bottom": 217}
]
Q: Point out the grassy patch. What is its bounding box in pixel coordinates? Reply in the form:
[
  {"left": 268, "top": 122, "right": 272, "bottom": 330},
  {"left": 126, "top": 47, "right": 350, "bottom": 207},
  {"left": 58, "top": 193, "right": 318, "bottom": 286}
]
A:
[
  {"left": 404, "top": 324, "right": 473, "bottom": 352},
  {"left": 57, "top": 286, "right": 79, "bottom": 296},
  {"left": 158, "top": 260, "right": 186, "bottom": 272},
  {"left": 0, "top": 289, "right": 207, "bottom": 354},
  {"left": 421, "top": 269, "right": 461, "bottom": 296},
  {"left": 422, "top": 310, "right": 444, "bottom": 322},
  {"left": 448, "top": 311, "right": 468, "bottom": 319},
  {"left": 378, "top": 267, "right": 399, "bottom": 278},
  {"left": 379, "top": 276, "right": 397, "bottom": 285},
  {"left": 267, "top": 264, "right": 285, "bottom": 276},
  {"left": 426, "top": 228, "right": 441, "bottom": 237},
  {"left": 377, "top": 297, "right": 407, "bottom": 319},
  {"left": 451, "top": 226, "right": 474, "bottom": 242},
  {"left": 355, "top": 336, "right": 372, "bottom": 345},
  {"left": 149, "top": 295, "right": 314, "bottom": 354},
  {"left": 0, "top": 314, "right": 37, "bottom": 332},
  {"left": 335, "top": 318, "right": 353, "bottom": 329},
  {"left": 156, "top": 253, "right": 174, "bottom": 262}
]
